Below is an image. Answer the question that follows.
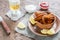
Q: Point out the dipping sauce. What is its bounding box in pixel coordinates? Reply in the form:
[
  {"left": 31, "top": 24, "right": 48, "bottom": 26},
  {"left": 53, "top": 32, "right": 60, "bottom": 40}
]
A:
[{"left": 40, "top": 2, "right": 49, "bottom": 11}]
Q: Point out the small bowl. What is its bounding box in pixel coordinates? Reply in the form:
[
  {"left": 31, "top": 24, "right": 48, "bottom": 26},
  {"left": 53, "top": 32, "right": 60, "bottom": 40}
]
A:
[{"left": 25, "top": 5, "right": 37, "bottom": 13}]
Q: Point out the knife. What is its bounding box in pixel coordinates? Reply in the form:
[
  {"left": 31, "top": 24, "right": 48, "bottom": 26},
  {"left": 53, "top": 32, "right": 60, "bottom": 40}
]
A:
[{"left": 0, "top": 16, "right": 11, "bottom": 35}]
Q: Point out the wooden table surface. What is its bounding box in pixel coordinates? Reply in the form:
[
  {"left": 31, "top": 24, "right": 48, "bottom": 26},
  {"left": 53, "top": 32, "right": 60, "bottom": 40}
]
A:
[{"left": 0, "top": 0, "right": 60, "bottom": 40}]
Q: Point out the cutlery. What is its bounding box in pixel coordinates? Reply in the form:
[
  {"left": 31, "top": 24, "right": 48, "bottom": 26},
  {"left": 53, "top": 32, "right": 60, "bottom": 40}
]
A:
[{"left": 0, "top": 16, "right": 11, "bottom": 35}]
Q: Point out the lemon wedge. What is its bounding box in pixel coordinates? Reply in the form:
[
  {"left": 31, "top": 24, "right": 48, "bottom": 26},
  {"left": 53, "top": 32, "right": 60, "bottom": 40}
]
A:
[
  {"left": 29, "top": 16, "right": 36, "bottom": 24},
  {"left": 41, "top": 29, "right": 48, "bottom": 34},
  {"left": 41, "top": 29, "right": 55, "bottom": 35},
  {"left": 47, "top": 29, "right": 55, "bottom": 35},
  {"left": 17, "top": 22, "right": 26, "bottom": 29}
]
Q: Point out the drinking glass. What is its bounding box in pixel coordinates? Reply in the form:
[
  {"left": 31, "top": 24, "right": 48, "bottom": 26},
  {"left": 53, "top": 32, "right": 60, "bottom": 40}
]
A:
[{"left": 8, "top": 0, "right": 21, "bottom": 21}]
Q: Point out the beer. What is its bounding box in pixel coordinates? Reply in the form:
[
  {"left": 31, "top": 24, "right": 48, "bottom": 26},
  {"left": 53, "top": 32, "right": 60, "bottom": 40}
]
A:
[{"left": 10, "top": 4, "right": 20, "bottom": 10}]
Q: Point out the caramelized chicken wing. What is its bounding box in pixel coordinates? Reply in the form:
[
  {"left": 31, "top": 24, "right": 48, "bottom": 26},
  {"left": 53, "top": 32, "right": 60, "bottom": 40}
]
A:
[
  {"left": 42, "top": 14, "right": 54, "bottom": 24},
  {"left": 34, "top": 11, "right": 47, "bottom": 21}
]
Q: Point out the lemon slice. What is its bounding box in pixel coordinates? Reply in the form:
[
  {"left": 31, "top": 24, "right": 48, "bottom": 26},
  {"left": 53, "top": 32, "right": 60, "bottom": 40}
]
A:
[
  {"left": 47, "top": 29, "right": 55, "bottom": 35},
  {"left": 29, "top": 16, "right": 36, "bottom": 24},
  {"left": 17, "top": 22, "right": 26, "bottom": 29},
  {"left": 41, "top": 29, "right": 48, "bottom": 34}
]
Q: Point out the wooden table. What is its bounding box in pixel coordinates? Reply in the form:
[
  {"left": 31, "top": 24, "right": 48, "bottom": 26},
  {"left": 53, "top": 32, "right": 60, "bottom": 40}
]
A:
[
  {"left": 0, "top": 0, "right": 32, "bottom": 40},
  {"left": 0, "top": 0, "right": 60, "bottom": 40}
]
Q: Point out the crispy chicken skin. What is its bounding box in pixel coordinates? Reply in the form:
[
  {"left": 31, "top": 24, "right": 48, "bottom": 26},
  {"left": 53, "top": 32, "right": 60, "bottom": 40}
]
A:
[
  {"left": 34, "top": 11, "right": 55, "bottom": 29},
  {"left": 34, "top": 11, "right": 47, "bottom": 21},
  {"left": 42, "top": 14, "right": 54, "bottom": 24},
  {"left": 36, "top": 21, "right": 53, "bottom": 29}
]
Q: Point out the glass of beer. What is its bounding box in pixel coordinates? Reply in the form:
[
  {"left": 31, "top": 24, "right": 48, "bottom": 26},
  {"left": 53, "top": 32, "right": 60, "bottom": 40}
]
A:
[
  {"left": 8, "top": 0, "right": 21, "bottom": 21},
  {"left": 9, "top": 0, "right": 20, "bottom": 10}
]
